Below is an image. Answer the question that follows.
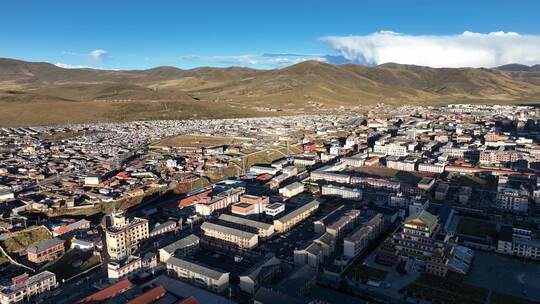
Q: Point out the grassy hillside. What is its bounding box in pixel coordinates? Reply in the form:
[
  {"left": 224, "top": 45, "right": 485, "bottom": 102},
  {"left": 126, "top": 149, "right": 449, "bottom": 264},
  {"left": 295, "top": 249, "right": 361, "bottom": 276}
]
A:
[{"left": 1, "top": 58, "right": 540, "bottom": 126}]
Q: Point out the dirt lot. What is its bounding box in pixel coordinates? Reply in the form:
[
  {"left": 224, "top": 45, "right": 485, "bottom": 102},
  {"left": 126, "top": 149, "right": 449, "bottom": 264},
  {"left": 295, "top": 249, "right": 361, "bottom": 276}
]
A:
[{"left": 155, "top": 134, "right": 249, "bottom": 148}]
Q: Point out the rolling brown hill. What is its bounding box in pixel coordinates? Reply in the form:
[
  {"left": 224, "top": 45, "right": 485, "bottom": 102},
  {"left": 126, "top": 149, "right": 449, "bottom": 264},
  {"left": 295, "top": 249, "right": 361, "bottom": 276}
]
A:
[{"left": 1, "top": 57, "right": 540, "bottom": 126}]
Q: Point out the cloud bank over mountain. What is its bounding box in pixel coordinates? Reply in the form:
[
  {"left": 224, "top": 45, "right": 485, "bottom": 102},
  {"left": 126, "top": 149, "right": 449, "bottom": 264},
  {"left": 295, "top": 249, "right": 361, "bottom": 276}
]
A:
[{"left": 321, "top": 31, "right": 540, "bottom": 68}]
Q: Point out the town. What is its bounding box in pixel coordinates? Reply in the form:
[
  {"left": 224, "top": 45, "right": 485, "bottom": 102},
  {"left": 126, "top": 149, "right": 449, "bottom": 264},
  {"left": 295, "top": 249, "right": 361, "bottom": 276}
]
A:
[{"left": 1, "top": 103, "right": 540, "bottom": 304}]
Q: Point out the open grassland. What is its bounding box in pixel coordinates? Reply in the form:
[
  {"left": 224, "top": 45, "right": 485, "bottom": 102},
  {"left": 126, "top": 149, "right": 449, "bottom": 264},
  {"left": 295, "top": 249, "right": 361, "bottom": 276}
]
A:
[
  {"left": 0, "top": 99, "right": 296, "bottom": 127},
  {"left": 1, "top": 226, "right": 51, "bottom": 253}
]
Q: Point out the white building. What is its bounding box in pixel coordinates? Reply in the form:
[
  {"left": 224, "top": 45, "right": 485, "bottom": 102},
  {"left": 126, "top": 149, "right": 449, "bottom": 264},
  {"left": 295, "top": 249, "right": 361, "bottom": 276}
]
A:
[
  {"left": 321, "top": 184, "right": 362, "bottom": 201},
  {"left": 279, "top": 182, "right": 304, "bottom": 198},
  {"left": 265, "top": 203, "right": 285, "bottom": 217},
  {"left": 107, "top": 255, "right": 142, "bottom": 283},
  {"left": 201, "top": 222, "right": 258, "bottom": 249},
  {"left": 373, "top": 142, "right": 408, "bottom": 157},
  {"left": 166, "top": 256, "right": 230, "bottom": 293},
  {"left": 218, "top": 214, "right": 275, "bottom": 239},
  {"left": 0, "top": 272, "right": 57, "bottom": 304}
]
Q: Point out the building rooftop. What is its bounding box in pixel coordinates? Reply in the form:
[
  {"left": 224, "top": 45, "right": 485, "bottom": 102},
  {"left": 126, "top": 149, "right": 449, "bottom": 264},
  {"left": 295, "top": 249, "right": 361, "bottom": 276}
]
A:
[
  {"left": 167, "top": 256, "right": 228, "bottom": 280},
  {"left": 219, "top": 214, "right": 272, "bottom": 230},
  {"left": 201, "top": 222, "right": 257, "bottom": 239}
]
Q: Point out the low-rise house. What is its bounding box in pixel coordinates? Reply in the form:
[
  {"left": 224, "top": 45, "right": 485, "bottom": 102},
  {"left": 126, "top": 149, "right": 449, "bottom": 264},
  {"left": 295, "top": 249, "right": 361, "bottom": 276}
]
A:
[{"left": 27, "top": 238, "right": 65, "bottom": 263}]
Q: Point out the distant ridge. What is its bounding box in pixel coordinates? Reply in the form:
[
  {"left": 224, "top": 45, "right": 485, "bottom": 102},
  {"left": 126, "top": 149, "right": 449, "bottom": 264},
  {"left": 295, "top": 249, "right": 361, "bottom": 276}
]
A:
[{"left": 1, "top": 57, "right": 540, "bottom": 126}]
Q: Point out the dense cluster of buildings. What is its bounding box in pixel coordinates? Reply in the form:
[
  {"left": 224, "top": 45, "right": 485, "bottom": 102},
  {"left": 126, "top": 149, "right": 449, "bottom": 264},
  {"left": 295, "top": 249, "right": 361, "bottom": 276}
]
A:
[{"left": 2, "top": 104, "right": 540, "bottom": 303}]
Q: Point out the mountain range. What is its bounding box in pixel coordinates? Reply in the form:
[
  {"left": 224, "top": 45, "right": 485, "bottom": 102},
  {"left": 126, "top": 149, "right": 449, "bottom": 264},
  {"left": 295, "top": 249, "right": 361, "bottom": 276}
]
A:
[{"left": 1, "top": 57, "right": 540, "bottom": 126}]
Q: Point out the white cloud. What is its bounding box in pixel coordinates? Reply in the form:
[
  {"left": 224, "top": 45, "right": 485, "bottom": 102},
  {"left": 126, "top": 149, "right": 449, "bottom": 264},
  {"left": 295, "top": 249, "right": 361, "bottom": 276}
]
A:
[
  {"left": 54, "top": 63, "right": 110, "bottom": 70},
  {"left": 89, "top": 49, "right": 108, "bottom": 61},
  {"left": 321, "top": 31, "right": 540, "bottom": 68},
  {"left": 178, "top": 54, "right": 327, "bottom": 67}
]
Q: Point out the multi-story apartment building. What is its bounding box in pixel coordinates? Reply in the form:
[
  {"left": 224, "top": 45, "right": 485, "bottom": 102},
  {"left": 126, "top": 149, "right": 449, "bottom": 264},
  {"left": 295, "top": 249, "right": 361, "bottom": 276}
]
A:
[
  {"left": 166, "top": 256, "right": 229, "bottom": 293},
  {"left": 105, "top": 210, "right": 149, "bottom": 260},
  {"left": 201, "top": 222, "right": 258, "bottom": 249},
  {"left": 273, "top": 200, "right": 320, "bottom": 233},
  {"left": 350, "top": 176, "right": 401, "bottom": 191},
  {"left": 0, "top": 272, "right": 57, "bottom": 304},
  {"left": 417, "top": 162, "right": 446, "bottom": 174},
  {"left": 497, "top": 226, "right": 540, "bottom": 260},
  {"left": 195, "top": 187, "right": 245, "bottom": 216},
  {"left": 159, "top": 234, "right": 200, "bottom": 263},
  {"left": 373, "top": 142, "right": 408, "bottom": 157},
  {"left": 321, "top": 184, "right": 362, "bottom": 201},
  {"left": 326, "top": 209, "right": 361, "bottom": 239},
  {"left": 310, "top": 171, "right": 351, "bottom": 184},
  {"left": 495, "top": 176, "right": 529, "bottom": 213},
  {"left": 344, "top": 214, "right": 383, "bottom": 258},
  {"left": 218, "top": 214, "right": 274, "bottom": 239},
  {"left": 386, "top": 156, "right": 417, "bottom": 172}
]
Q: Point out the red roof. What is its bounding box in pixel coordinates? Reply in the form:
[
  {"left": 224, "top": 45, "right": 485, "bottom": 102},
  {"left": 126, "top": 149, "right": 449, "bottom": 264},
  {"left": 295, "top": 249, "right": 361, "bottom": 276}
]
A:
[
  {"left": 53, "top": 225, "right": 71, "bottom": 235},
  {"left": 127, "top": 285, "right": 166, "bottom": 304},
  {"left": 177, "top": 296, "right": 199, "bottom": 304},
  {"left": 116, "top": 172, "right": 130, "bottom": 179},
  {"left": 78, "top": 279, "right": 132, "bottom": 303},
  {"left": 178, "top": 190, "right": 211, "bottom": 207},
  {"left": 256, "top": 173, "right": 273, "bottom": 181}
]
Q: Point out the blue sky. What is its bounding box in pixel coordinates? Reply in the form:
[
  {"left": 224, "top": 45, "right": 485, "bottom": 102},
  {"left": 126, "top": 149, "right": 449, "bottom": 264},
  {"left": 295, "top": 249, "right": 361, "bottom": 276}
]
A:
[{"left": 2, "top": 0, "right": 540, "bottom": 69}]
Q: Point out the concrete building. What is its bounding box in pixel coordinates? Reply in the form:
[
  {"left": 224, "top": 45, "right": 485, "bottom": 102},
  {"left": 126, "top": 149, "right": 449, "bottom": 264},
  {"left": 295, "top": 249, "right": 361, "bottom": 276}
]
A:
[
  {"left": 201, "top": 222, "right": 258, "bottom": 249},
  {"left": 343, "top": 214, "right": 383, "bottom": 258},
  {"left": 273, "top": 200, "right": 320, "bottom": 233},
  {"left": 373, "top": 142, "right": 408, "bottom": 157},
  {"left": 195, "top": 187, "right": 245, "bottom": 216},
  {"left": 107, "top": 255, "right": 143, "bottom": 283},
  {"left": 326, "top": 209, "right": 361, "bottom": 239},
  {"left": 26, "top": 238, "right": 65, "bottom": 263},
  {"left": 495, "top": 186, "right": 529, "bottom": 213},
  {"left": 105, "top": 210, "right": 149, "bottom": 260},
  {"left": 218, "top": 214, "right": 274, "bottom": 238},
  {"left": 166, "top": 256, "right": 229, "bottom": 293},
  {"left": 231, "top": 195, "right": 269, "bottom": 216},
  {"left": 239, "top": 256, "right": 281, "bottom": 294},
  {"left": 264, "top": 202, "right": 285, "bottom": 217},
  {"left": 321, "top": 184, "right": 362, "bottom": 201},
  {"left": 279, "top": 182, "right": 304, "bottom": 198},
  {"left": 0, "top": 271, "right": 57, "bottom": 304},
  {"left": 159, "top": 234, "right": 200, "bottom": 263}
]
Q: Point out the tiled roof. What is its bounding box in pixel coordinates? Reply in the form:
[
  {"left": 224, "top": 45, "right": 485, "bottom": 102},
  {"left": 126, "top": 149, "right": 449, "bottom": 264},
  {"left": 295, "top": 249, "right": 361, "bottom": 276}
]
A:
[
  {"left": 126, "top": 285, "right": 166, "bottom": 304},
  {"left": 78, "top": 279, "right": 132, "bottom": 303}
]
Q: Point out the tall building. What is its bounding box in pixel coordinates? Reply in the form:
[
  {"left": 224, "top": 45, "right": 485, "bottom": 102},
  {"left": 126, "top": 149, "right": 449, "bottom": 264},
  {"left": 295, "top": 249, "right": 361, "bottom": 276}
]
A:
[{"left": 105, "top": 209, "right": 149, "bottom": 260}]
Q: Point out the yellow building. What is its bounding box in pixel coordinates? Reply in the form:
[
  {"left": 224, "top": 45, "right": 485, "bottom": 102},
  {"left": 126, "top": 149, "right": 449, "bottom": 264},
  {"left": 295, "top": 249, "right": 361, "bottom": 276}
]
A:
[
  {"left": 105, "top": 210, "right": 149, "bottom": 260},
  {"left": 273, "top": 199, "right": 320, "bottom": 233}
]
